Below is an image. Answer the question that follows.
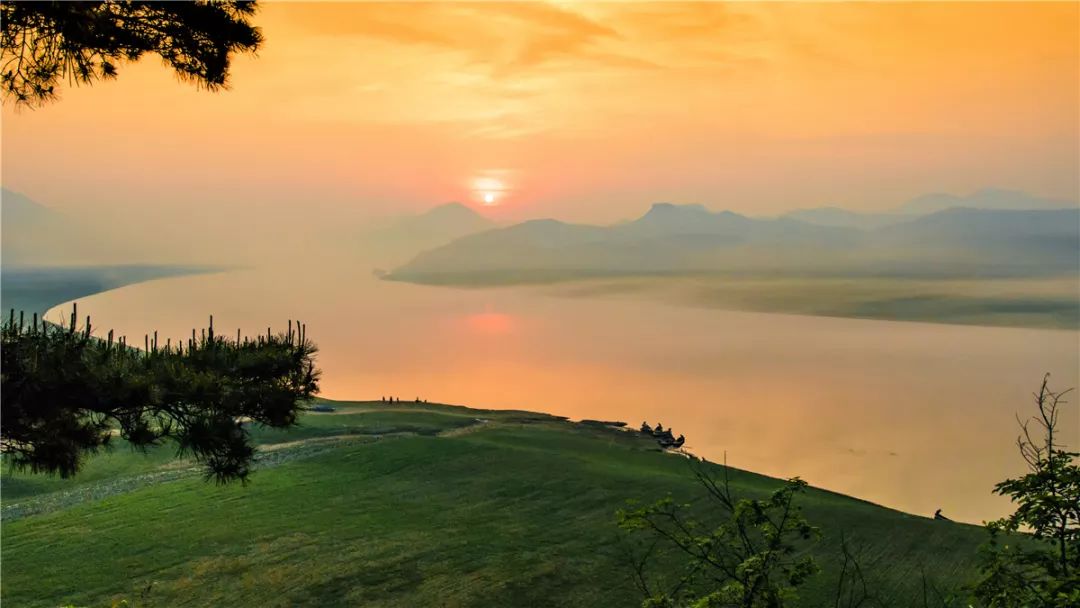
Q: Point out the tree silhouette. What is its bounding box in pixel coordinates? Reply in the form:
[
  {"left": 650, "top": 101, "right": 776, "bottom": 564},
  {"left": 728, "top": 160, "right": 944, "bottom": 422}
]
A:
[
  {"left": 1, "top": 308, "right": 319, "bottom": 483},
  {"left": 973, "top": 375, "right": 1079, "bottom": 606},
  {"left": 617, "top": 458, "right": 819, "bottom": 607},
  {"left": 1, "top": 0, "right": 262, "bottom": 106},
  {"left": 0, "top": 2, "right": 290, "bottom": 484}
]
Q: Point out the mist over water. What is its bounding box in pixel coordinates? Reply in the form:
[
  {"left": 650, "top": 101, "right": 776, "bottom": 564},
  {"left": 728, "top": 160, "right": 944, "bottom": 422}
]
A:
[{"left": 48, "top": 256, "right": 1079, "bottom": 525}]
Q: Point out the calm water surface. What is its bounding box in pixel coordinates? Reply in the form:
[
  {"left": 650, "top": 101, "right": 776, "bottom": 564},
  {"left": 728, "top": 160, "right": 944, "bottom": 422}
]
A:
[{"left": 50, "top": 262, "right": 1079, "bottom": 524}]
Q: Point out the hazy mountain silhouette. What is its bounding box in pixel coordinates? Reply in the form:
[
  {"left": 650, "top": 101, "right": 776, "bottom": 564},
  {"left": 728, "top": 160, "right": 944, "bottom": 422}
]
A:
[
  {"left": 880, "top": 207, "right": 1080, "bottom": 241},
  {"left": 356, "top": 202, "right": 497, "bottom": 267},
  {"left": 1, "top": 188, "right": 221, "bottom": 313},
  {"left": 2, "top": 188, "right": 51, "bottom": 225},
  {"left": 784, "top": 189, "right": 1076, "bottom": 230},
  {"left": 782, "top": 207, "right": 903, "bottom": 230},
  {"left": 389, "top": 199, "right": 1079, "bottom": 283},
  {"left": 399, "top": 202, "right": 495, "bottom": 236},
  {"left": 1, "top": 188, "right": 207, "bottom": 267},
  {"left": 1, "top": 188, "right": 82, "bottom": 266},
  {"left": 1, "top": 188, "right": 143, "bottom": 266},
  {"left": 862, "top": 207, "right": 1080, "bottom": 277},
  {"left": 389, "top": 204, "right": 862, "bottom": 281},
  {"left": 878, "top": 207, "right": 1079, "bottom": 266},
  {"left": 899, "top": 188, "right": 1075, "bottom": 214},
  {"left": 623, "top": 203, "right": 858, "bottom": 246}
]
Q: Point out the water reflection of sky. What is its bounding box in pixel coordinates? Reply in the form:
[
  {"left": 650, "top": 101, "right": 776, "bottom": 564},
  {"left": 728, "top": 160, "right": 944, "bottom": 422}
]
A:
[
  {"left": 463, "top": 311, "right": 516, "bottom": 335},
  {"left": 51, "top": 265, "right": 1080, "bottom": 525}
]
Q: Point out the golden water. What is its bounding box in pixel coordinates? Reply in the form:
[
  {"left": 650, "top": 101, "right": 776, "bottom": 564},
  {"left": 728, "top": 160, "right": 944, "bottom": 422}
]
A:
[{"left": 50, "top": 263, "right": 1079, "bottom": 524}]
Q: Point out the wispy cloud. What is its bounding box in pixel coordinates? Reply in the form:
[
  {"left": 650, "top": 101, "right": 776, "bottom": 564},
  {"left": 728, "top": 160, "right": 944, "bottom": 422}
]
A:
[
  {"left": 275, "top": 1, "right": 755, "bottom": 78},
  {"left": 4, "top": 1, "right": 1075, "bottom": 219}
]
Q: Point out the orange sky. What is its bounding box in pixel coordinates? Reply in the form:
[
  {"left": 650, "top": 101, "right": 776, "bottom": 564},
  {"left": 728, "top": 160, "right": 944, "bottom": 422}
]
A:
[{"left": 2, "top": 1, "right": 1077, "bottom": 228}]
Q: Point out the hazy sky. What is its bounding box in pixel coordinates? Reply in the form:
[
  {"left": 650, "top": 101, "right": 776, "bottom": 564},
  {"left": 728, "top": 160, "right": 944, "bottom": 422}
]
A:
[{"left": 2, "top": 1, "right": 1078, "bottom": 228}]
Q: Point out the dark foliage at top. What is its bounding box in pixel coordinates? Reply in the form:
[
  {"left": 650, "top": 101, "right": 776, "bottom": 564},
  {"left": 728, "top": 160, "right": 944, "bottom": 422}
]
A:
[
  {"left": 0, "top": 0, "right": 262, "bottom": 106},
  {"left": 1, "top": 306, "right": 319, "bottom": 483}
]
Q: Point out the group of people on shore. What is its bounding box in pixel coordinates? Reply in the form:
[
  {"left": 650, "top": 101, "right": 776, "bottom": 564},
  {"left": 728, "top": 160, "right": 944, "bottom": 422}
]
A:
[
  {"left": 639, "top": 422, "right": 685, "bottom": 449},
  {"left": 381, "top": 396, "right": 428, "bottom": 404}
]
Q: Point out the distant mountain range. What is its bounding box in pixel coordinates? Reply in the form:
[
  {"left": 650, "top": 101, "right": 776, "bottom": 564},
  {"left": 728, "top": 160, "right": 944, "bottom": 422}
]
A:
[
  {"left": 1, "top": 188, "right": 85, "bottom": 266},
  {"left": 2, "top": 188, "right": 149, "bottom": 266},
  {"left": 1, "top": 189, "right": 220, "bottom": 314},
  {"left": 897, "top": 188, "right": 1076, "bottom": 215},
  {"left": 376, "top": 202, "right": 495, "bottom": 243},
  {"left": 388, "top": 191, "right": 1080, "bottom": 284},
  {"left": 781, "top": 207, "right": 903, "bottom": 230},
  {"left": 355, "top": 202, "right": 497, "bottom": 267},
  {"left": 782, "top": 188, "right": 1076, "bottom": 230}
]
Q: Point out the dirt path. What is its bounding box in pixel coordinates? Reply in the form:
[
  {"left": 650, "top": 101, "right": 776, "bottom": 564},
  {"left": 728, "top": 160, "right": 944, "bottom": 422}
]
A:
[
  {"left": 4, "top": 418, "right": 495, "bottom": 522},
  {"left": 438, "top": 419, "right": 491, "bottom": 437},
  {"left": 3, "top": 434, "right": 371, "bottom": 522}
]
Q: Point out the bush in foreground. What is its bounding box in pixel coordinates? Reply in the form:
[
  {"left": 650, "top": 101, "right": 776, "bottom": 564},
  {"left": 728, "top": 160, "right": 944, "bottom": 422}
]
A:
[{"left": 1, "top": 307, "right": 319, "bottom": 483}]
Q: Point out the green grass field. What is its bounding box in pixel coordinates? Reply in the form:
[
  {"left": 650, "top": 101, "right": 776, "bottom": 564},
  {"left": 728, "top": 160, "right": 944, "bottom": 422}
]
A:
[{"left": 2, "top": 400, "right": 987, "bottom": 607}]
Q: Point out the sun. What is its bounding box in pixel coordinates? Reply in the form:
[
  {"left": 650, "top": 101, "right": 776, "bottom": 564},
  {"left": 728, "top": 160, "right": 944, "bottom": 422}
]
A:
[{"left": 472, "top": 175, "right": 507, "bottom": 206}]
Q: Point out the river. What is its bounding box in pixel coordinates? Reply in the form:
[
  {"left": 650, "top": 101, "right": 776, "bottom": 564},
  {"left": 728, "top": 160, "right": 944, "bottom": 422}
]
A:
[{"left": 48, "top": 262, "right": 1079, "bottom": 524}]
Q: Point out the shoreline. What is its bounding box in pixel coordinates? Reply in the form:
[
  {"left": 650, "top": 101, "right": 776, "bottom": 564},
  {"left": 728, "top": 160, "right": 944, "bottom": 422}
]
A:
[
  {"left": 310, "top": 397, "right": 985, "bottom": 527},
  {"left": 386, "top": 273, "right": 1080, "bottom": 331},
  {"left": 2, "top": 396, "right": 989, "bottom": 606},
  {"left": 2, "top": 263, "right": 227, "bottom": 317}
]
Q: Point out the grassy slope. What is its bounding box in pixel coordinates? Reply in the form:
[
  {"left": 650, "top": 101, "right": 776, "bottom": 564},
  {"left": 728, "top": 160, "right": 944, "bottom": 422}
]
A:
[{"left": 2, "top": 401, "right": 986, "bottom": 607}]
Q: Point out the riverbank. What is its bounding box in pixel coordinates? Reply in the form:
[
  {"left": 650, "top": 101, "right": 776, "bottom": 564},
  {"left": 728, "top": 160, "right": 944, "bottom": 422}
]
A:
[
  {"left": 394, "top": 273, "right": 1080, "bottom": 330},
  {"left": 1, "top": 399, "right": 986, "bottom": 607},
  {"left": 0, "top": 264, "right": 225, "bottom": 317}
]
